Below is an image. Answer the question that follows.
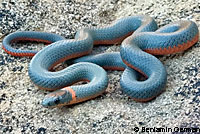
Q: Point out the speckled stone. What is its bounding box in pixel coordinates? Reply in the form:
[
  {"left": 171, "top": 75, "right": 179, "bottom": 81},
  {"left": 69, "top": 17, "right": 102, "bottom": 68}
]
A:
[{"left": 0, "top": 0, "right": 200, "bottom": 133}]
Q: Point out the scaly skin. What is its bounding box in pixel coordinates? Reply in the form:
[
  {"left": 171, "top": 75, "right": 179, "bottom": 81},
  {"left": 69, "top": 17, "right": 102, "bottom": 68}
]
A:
[{"left": 2, "top": 15, "right": 199, "bottom": 107}]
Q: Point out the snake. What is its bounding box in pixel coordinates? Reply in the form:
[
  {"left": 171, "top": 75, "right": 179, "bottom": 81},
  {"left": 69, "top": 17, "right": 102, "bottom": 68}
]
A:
[{"left": 2, "top": 15, "right": 199, "bottom": 108}]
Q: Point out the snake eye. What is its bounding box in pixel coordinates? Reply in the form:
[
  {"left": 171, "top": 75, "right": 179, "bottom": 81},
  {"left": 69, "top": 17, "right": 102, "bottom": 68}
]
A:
[{"left": 54, "top": 98, "right": 60, "bottom": 104}]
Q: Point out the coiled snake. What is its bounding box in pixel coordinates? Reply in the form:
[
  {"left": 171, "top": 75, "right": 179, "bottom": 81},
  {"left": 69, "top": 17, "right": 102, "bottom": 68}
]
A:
[{"left": 2, "top": 15, "right": 199, "bottom": 107}]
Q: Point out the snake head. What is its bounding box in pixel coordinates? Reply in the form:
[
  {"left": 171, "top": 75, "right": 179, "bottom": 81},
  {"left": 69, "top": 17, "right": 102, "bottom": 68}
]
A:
[{"left": 42, "top": 89, "right": 73, "bottom": 108}]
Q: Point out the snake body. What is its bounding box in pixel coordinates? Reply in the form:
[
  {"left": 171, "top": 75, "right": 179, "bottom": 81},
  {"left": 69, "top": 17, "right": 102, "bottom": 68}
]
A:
[{"left": 2, "top": 15, "right": 199, "bottom": 107}]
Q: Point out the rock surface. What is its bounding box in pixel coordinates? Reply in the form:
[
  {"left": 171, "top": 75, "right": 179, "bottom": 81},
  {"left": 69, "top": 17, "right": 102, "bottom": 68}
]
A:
[{"left": 0, "top": 0, "right": 200, "bottom": 133}]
